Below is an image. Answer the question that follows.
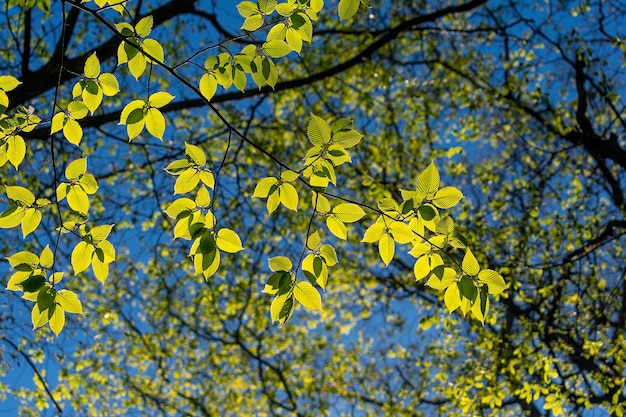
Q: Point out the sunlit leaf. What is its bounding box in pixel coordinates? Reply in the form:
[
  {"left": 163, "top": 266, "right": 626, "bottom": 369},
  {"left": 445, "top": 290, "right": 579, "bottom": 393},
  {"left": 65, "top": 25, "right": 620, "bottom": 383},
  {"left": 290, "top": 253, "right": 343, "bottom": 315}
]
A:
[{"left": 293, "top": 281, "right": 322, "bottom": 310}]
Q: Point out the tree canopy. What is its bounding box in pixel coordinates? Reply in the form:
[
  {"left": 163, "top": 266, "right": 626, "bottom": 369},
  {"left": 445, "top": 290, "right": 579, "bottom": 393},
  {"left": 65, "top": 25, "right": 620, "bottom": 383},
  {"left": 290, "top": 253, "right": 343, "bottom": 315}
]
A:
[{"left": 0, "top": 0, "right": 625, "bottom": 416}]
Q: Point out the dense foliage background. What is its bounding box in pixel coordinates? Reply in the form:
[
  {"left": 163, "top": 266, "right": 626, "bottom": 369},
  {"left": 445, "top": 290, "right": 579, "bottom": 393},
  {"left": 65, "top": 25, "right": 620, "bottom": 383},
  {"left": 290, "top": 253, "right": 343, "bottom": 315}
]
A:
[{"left": 0, "top": 0, "right": 625, "bottom": 416}]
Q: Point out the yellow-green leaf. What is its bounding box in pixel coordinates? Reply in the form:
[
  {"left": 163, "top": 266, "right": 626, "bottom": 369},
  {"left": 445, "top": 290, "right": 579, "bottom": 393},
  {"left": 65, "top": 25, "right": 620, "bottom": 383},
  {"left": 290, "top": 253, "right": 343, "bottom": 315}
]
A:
[
  {"left": 67, "top": 186, "right": 90, "bottom": 213},
  {"left": 413, "top": 256, "right": 430, "bottom": 281},
  {"left": 326, "top": 216, "right": 347, "bottom": 240},
  {"left": 263, "top": 40, "right": 293, "bottom": 58},
  {"left": 56, "top": 290, "right": 84, "bottom": 314},
  {"left": 65, "top": 158, "right": 87, "bottom": 179},
  {"left": 49, "top": 305, "right": 66, "bottom": 336},
  {"left": 478, "top": 269, "right": 506, "bottom": 295},
  {"left": 142, "top": 38, "right": 164, "bottom": 63},
  {"left": 51, "top": 113, "right": 65, "bottom": 134},
  {"left": 31, "top": 304, "right": 48, "bottom": 329},
  {"left": 135, "top": 15, "right": 153, "bottom": 37},
  {"left": 63, "top": 118, "right": 83, "bottom": 145},
  {"left": 128, "top": 54, "right": 147, "bottom": 79},
  {"left": 338, "top": 0, "right": 360, "bottom": 20},
  {"left": 307, "top": 113, "right": 331, "bottom": 146},
  {"left": 0, "top": 75, "right": 21, "bottom": 91},
  {"left": 84, "top": 53, "right": 101, "bottom": 78},
  {"left": 145, "top": 107, "right": 165, "bottom": 139},
  {"left": 216, "top": 228, "right": 244, "bottom": 253},
  {"left": 279, "top": 183, "right": 298, "bottom": 211},
  {"left": 148, "top": 92, "right": 174, "bottom": 108},
  {"left": 378, "top": 232, "right": 394, "bottom": 266},
  {"left": 21, "top": 208, "right": 41, "bottom": 237},
  {"left": 185, "top": 142, "right": 207, "bottom": 166},
  {"left": 98, "top": 73, "right": 120, "bottom": 95},
  {"left": 242, "top": 14, "right": 264, "bottom": 31},
  {"left": 417, "top": 162, "right": 440, "bottom": 198},
  {"left": 40, "top": 245, "right": 54, "bottom": 268},
  {"left": 199, "top": 73, "right": 218, "bottom": 101},
  {"left": 6, "top": 185, "right": 35, "bottom": 206},
  {"left": 432, "top": 186, "right": 464, "bottom": 209},
  {"left": 444, "top": 283, "right": 462, "bottom": 313},
  {"left": 293, "top": 281, "right": 322, "bottom": 310},
  {"left": 253, "top": 177, "right": 278, "bottom": 199},
  {"left": 71, "top": 241, "right": 94, "bottom": 274},
  {"left": 462, "top": 249, "right": 480, "bottom": 276},
  {"left": 91, "top": 256, "right": 109, "bottom": 283},
  {"left": 268, "top": 256, "right": 292, "bottom": 272},
  {"left": 332, "top": 203, "right": 365, "bottom": 223},
  {"left": 7, "top": 135, "right": 26, "bottom": 169},
  {"left": 174, "top": 169, "right": 200, "bottom": 194}
]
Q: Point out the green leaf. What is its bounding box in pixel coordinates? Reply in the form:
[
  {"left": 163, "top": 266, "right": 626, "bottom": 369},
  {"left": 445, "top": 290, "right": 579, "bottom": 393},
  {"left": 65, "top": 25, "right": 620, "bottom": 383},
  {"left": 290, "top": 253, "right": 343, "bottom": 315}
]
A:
[
  {"left": 72, "top": 241, "right": 94, "bottom": 274},
  {"left": 37, "top": 286, "right": 56, "bottom": 311},
  {"left": 458, "top": 275, "right": 478, "bottom": 302},
  {"left": 293, "top": 281, "right": 322, "bottom": 310},
  {"left": 268, "top": 256, "right": 292, "bottom": 272},
  {"left": 142, "top": 39, "right": 165, "bottom": 63},
  {"left": 21, "top": 274, "right": 46, "bottom": 293},
  {"left": 216, "top": 228, "right": 244, "bottom": 253},
  {"left": 338, "top": 0, "right": 360, "bottom": 20}
]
